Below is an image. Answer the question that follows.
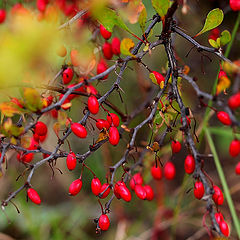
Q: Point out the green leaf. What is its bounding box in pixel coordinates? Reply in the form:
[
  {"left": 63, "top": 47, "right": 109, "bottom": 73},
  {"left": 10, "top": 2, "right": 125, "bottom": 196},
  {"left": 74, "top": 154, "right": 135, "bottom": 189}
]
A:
[
  {"left": 94, "top": 7, "right": 133, "bottom": 34},
  {"left": 138, "top": 5, "right": 147, "bottom": 33},
  {"left": 151, "top": 0, "right": 169, "bottom": 18},
  {"left": 149, "top": 72, "right": 158, "bottom": 85},
  {"left": 220, "top": 30, "right": 231, "bottom": 46},
  {"left": 195, "top": 8, "right": 224, "bottom": 37},
  {"left": 23, "top": 88, "right": 43, "bottom": 112},
  {"left": 208, "top": 39, "right": 220, "bottom": 48}
]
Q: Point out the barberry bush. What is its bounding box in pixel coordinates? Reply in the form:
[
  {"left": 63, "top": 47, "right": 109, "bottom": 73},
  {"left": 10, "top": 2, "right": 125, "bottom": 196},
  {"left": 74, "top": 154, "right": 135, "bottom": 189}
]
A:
[{"left": 0, "top": 0, "right": 240, "bottom": 239}]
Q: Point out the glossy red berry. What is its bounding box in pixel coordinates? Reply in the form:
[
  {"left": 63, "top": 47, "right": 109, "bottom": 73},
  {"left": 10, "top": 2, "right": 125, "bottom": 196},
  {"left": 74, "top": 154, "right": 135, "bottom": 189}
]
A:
[
  {"left": 96, "top": 119, "right": 110, "bottom": 130},
  {"left": 88, "top": 96, "right": 99, "bottom": 115},
  {"left": 194, "top": 181, "right": 205, "bottom": 200},
  {"left": 91, "top": 177, "right": 102, "bottom": 196},
  {"left": 102, "top": 42, "right": 113, "bottom": 60},
  {"left": 171, "top": 140, "right": 181, "bottom": 153},
  {"left": 220, "top": 220, "right": 229, "bottom": 237},
  {"left": 118, "top": 184, "right": 131, "bottom": 202},
  {"left": 228, "top": 92, "right": 240, "bottom": 109},
  {"left": 152, "top": 71, "right": 165, "bottom": 85},
  {"left": 184, "top": 155, "right": 195, "bottom": 174},
  {"left": 69, "top": 179, "right": 82, "bottom": 196},
  {"left": 230, "top": 0, "right": 240, "bottom": 11},
  {"left": 27, "top": 188, "right": 41, "bottom": 205},
  {"left": 99, "top": 214, "right": 110, "bottom": 231},
  {"left": 130, "top": 173, "right": 143, "bottom": 190},
  {"left": 114, "top": 181, "right": 125, "bottom": 199},
  {"left": 229, "top": 139, "right": 240, "bottom": 157},
  {"left": 151, "top": 166, "right": 162, "bottom": 180},
  {"left": 235, "top": 162, "right": 240, "bottom": 175},
  {"left": 107, "top": 113, "right": 120, "bottom": 127},
  {"left": 100, "top": 25, "right": 112, "bottom": 40},
  {"left": 217, "top": 111, "right": 232, "bottom": 126},
  {"left": 17, "top": 152, "right": 34, "bottom": 163},
  {"left": 66, "top": 152, "right": 77, "bottom": 171},
  {"left": 37, "top": 0, "right": 47, "bottom": 12},
  {"left": 97, "top": 59, "right": 108, "bottom": 80},
  {"left": 62, "top": 68, "right": 74, "bottom": 85},
  {"left": 134, "top": 185, "right": 146, "bottom": 200},
  {"left": 144, "top": 185, "right": 154, "bottom": 201},
  {"left": 34, "top": 121, "right": 48, "bottom": 136},
  {"left": 111, "top": 37, "right": 121, "bottom": 55},
  {"left": 0, "top": 9, "right": 6, "bottom": 24},
  {"left": 71, "top": 123, "right": 87, "bottom": 138},
  {"left": 212, "top": 185, "right": 224, "bottom": 205},
  {"left": 164, "top": 162, "right": 176, "bottom": 180},
  {"left": 99, "top": 183, "right": 110, "bottom": 199},
  {"left": 215, "top": 212, "right": 224, "bottom": 224},
  {"left": 109, "top": 127, "right": 120, "bottom": 146}
]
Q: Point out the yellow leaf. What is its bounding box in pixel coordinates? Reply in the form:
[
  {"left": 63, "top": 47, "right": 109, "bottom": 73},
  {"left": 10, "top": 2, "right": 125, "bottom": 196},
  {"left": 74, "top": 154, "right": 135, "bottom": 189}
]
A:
[
  {"left": 120, "top": 38, "right": 135, "bottom": 57},
  {"left": 95, "top": 129, "right": 109, "bottom": 143},
  {"left": 53, "top": 122, "right": 60, "bottom": 137},
  {"left": 58, "top": 111, "right": 68, "bottom": 126},
  {"left": 216, "top": 75, "right": 231, "bottom": 95},
  {"left": 0, "top": 102, "right": 23, "bottom": 117}
]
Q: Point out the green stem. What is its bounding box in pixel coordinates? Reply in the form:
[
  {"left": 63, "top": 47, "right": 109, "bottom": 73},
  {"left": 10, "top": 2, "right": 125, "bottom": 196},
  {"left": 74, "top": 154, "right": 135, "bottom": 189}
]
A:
[{"left": 205, "top": 128, "right": 240, "bottom": 238}]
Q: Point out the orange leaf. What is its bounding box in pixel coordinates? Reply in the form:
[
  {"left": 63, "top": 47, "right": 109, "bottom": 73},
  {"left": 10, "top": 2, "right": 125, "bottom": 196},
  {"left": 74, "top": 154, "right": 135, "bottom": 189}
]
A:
[{"left": 0, "top": 102, "right": 23, "bottom": 117}]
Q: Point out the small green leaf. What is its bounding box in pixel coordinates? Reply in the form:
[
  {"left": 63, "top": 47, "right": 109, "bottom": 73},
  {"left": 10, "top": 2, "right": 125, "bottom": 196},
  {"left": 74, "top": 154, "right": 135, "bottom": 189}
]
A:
[
  {"left": 195, "top": 8, "right": 224, "bottom": 37},
  {"left": 151, "top": 0, "right": 169, "bottom": 18},
  {"left": 138, "top": 5, "right": 147, "bottom": 33},
  {"left": 149, "top": 72, "right": 158, "bottom": 85},
  {"left": 220, "top": 30, "right": 231, "bottom": 46},
  {"left": 94, "top": 7, "right": 133, "bottom": 35},
  {"left": 23, "top": 88, "right": 43, "bottom": 112},
  {"left": 208, "top": 39, "right": 220, "bottom": 48}
]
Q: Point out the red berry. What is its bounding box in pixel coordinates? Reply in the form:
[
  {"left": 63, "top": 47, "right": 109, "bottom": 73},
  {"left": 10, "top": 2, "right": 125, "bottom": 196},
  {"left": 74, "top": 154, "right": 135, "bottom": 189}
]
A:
[
  {"left": 69, "top": 179, "right": 82, "bottom": 196},
  {"left": 184, "top": 155, "right": 195, "bottom": 174},
  {"left": 134, "top": 185, "right": 147, "bottom": 200},
  {"left": 143, "top": 185, "right": 154, "bottom": 201},
  {"left": 99, "top": 214, "right": 110, "bottom": 231},
  {"left": 164, "top": 162, "right": 176, "bottom": 180},
  {"left": 171, "top": 140, "right": 181, "bottom": 153},
  {"left": 37, "top": 0, "right": 47, "bottom": 12},
  {"left": 62, "top": 68, "right": 74, "bottom": 85},
  {"left": 99, "top": 183, "right": 110, "bottom": 199},
  {"left": 107, "top": 113, "right": 120, "bottom": 127},
  {"left": 100, "top": 25, "right": 112, "bottom": 40},
  {"left": 230, "top": 0, "right": 240, "bottom": 11},
  {"left": 130, "top": 173, "right": 143, "bottom": 190},
  {"left": 212, "top": 185, "right": 224, "bottom": 205},
  {"left": 34, "top": 121, "right": 48, "bottom": 136},
  {"left": 152, "top": 71, "right": 165, "bottom": 85},
  {"left": 217, "top": 111, "right": 232, "bottom": 125},
  {"left": 27, "top": 188, "right": 41, "bottom": 205},
  {"left": 91, "top": 177, "right": 102, "bottom": 196},
  {"left": 229, "top": 140, "right": 240, "bottom": 157},
  {"left": 66, "top": 152, "right": 77, "bottom": 171},
  {"left": 208, "top": 28, "right": 220, "bottom": 41},
  {"left": 114, "top": 181, "right": 125, "bottom": 199},
  {"left": 235, "top": 162, "right": 240, "bottom": 175},
  {"left": 0, "top": 9, "right": 6, "bottom": 23},
  {"left": 102, "top": 42, "right": 113, "bottom": 60},
  {"left": 118, "top": 184, "right": 131, "bottom": 202},
  {"left": 215, "top": 212, "right": 224, "bottom": 224},
  {"left": 151, "top": 166, "right": 162, "bottom": 180},
  {"left": 71, "top": 123, "right": 87, "bottom": 138},
  {"left": 220, "top": 220, "right": 229, "bottom": 237},
  {"left": 228, "top": 92, "right": 240, "bottom": 109},
  {"left": 97, "top": 59, "right": 108, "bottom": 80},
  {"left": 194, "top": 181, "right": 205, "bottom": 200},
  {"left": 96, "top": 119, "right": 110, "bottom": 130},
  {"left": 111, "top": 37, "right": 121, "bottom": 55},
  {"left": 88, "top": 96, "right": 99, "bottom": 115},
  {"left": 109, "top": 127, "right": 120, "bottom": 146},
  {"left": 17, "top": 152, "right": 34, "bottom": 163}
]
